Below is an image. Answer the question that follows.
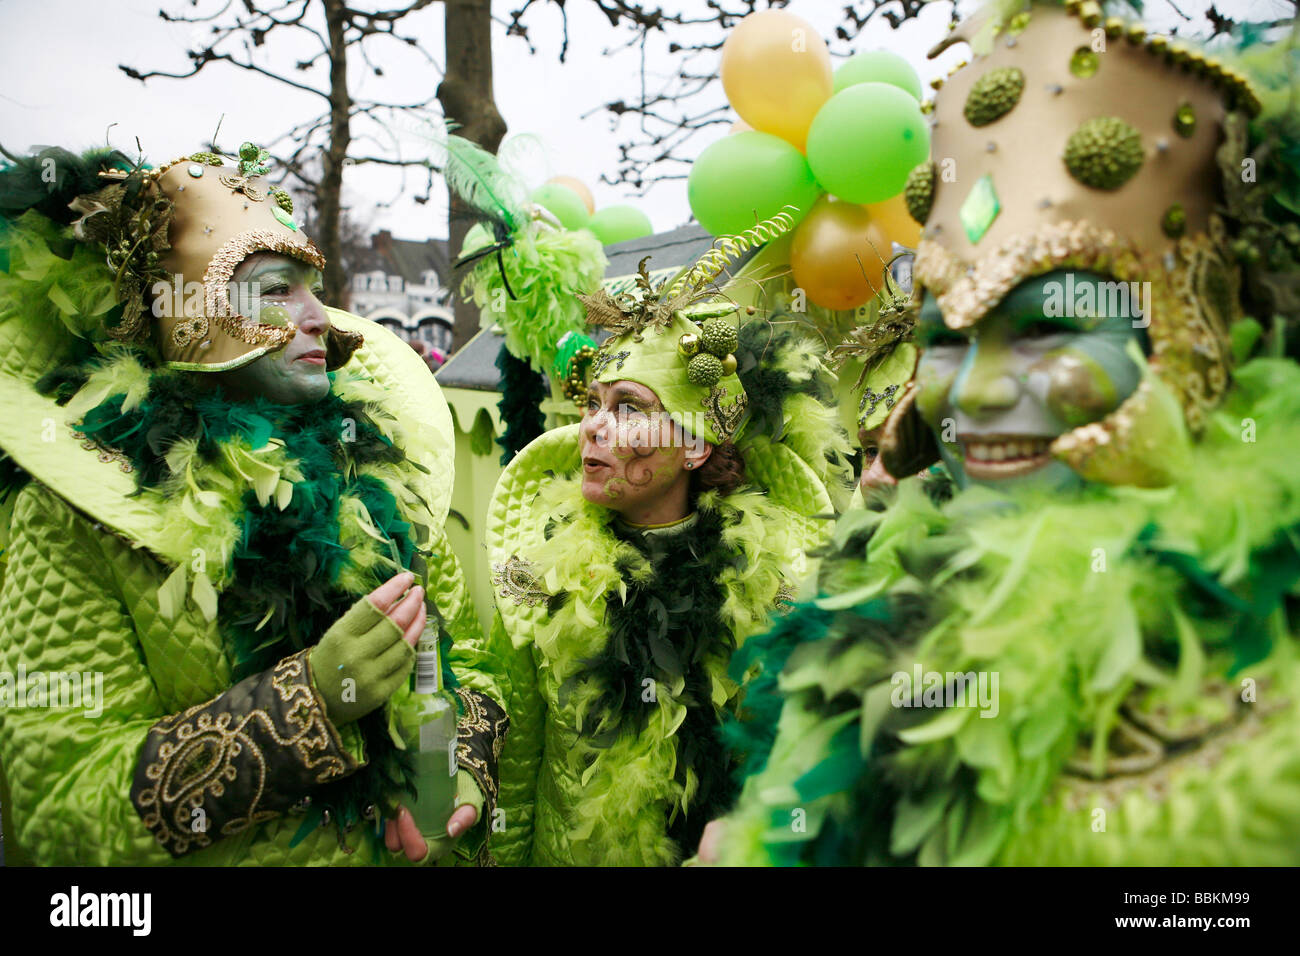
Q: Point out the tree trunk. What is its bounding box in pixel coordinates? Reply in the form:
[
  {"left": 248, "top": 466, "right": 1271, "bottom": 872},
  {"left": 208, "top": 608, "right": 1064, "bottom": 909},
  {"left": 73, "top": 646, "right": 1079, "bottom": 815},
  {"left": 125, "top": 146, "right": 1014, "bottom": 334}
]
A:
[
  {"left": 439, "top": 0, "right": 507, "bottom": 352},
  {"left": 319, "top": 0, "right": 352, "bottom": 309}
]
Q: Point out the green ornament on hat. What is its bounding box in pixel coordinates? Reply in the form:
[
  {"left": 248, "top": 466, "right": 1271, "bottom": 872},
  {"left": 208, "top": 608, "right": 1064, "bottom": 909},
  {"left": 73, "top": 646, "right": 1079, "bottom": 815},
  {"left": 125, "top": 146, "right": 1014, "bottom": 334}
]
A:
[
  {"left": 589, "top": 306, "right": 749, "bottom": 446},
  {"left": 578, "top": 255, "right": 752, "bottom": 446}
]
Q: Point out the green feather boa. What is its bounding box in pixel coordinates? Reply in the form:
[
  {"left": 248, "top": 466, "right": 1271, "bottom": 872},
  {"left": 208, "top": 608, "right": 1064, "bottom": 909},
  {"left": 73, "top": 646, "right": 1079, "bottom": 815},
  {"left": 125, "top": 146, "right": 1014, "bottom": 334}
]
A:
[
  {"left": 722, "top": 357, "right": 1300, "bottom": 866},
  {"left": 58, "top": 351, "right": 448, "bottom": 848},
  {"left": 524, "top": 474, "right": 805, "bottom": 865}
]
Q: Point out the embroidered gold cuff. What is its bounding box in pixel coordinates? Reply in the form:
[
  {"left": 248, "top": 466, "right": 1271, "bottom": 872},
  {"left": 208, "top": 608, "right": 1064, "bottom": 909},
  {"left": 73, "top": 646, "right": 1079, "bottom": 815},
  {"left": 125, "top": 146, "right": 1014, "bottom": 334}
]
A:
[
  {"left": 130, "top": 649, "right": 362, "bottom": 858},
  {"left": 452, "top": 687, "right": 509, "bottom": 824}
]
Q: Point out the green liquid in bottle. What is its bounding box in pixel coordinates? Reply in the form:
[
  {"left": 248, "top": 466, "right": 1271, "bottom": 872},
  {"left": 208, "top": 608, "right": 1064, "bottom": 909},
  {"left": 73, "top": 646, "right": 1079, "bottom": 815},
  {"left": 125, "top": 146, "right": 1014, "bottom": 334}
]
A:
[{"left": 408, "top": 625, "right": 458, "bottom": 836}]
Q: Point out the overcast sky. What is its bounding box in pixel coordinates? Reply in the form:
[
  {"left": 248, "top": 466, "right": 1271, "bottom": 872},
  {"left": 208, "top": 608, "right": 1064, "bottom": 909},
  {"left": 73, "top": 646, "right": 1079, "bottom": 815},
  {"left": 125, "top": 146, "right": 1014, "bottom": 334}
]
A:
[{"left": 0, "top": 0, "right": 1280, "bottom": 243}]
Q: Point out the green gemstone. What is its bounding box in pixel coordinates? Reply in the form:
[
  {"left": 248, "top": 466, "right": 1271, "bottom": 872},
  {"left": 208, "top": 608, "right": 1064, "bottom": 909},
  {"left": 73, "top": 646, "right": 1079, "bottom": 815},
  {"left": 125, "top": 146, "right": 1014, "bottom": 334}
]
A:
[
  {"left": 1174, "top": 102, "right": 1196, "bottom": 137},
  {"left": 272, "top": 206, "right": 298, "bottom": 230},
  {"left": 1070, "top": 47, "right": 1100, "bottom": 78},
  {"left": 960, "top": 175, "right": 1001, "bottom": 244},
  {"left": 187, "top": 164, "right": 204, "bottom": 178},
  {"left": 1008, "top": 11, "right": 1031, "bottom": 34}
]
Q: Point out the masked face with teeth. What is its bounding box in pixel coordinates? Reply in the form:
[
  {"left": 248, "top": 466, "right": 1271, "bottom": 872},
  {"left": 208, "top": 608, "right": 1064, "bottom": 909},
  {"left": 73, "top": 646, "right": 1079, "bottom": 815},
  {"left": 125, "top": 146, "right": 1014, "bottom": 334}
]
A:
[{"left": 914, "top": 270, "right": 1145, "bottom": 490}]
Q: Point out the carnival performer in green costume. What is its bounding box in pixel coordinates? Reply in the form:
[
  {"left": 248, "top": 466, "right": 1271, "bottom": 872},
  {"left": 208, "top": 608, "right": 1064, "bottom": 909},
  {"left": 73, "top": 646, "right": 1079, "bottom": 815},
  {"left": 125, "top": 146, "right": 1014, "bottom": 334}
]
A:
[
  {"left": 0, "top": 143, "right": 506, "bottom": 865},
  {"left": 479, "top": 239, "right": 848, "bottom": 866},
  {"left": 713, "top": 1, "right": 1300, "bottom": 866}
]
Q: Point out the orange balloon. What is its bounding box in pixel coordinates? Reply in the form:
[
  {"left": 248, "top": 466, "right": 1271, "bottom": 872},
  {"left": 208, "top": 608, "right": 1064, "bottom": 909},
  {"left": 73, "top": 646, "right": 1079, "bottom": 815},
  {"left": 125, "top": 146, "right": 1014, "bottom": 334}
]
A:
[
  {"left": 729, "top": 117, "right": 753, "bottom": 134},
  {"left": 864, "top": 194, "right": 921, "bottom": 250},
  {"left": 721, "top": 9, "right": 832, "bottom": 152},
  {"left": 790, "top": 197, "right": 891, "bottom": 311},
  {"left": 546, "top": 175, "right": 595, "bottom": 215}
]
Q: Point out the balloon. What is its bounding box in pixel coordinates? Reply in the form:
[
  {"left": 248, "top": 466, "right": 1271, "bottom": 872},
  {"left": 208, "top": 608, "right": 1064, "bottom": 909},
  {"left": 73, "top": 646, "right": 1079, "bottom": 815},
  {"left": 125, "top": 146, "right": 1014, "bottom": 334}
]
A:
[
  {"left": 729, "top": 117, "right": 753, "bottom": 134},
  {"left": 864, "top": 194, "right": 922, "bottom": 249},
  {"left": 688, "top": 131, "right": 821, "bottom": 237},
  {"left": 460, "top": 222, "right": 493, "bottom": 257},
  {"left": 531, "top": 183, "right": 590, "bottom": 231},
  {"left": 588, "top": 204, "right": 653, "bottom": 245},
  {"left": 833, "top": 50, "right": 922, "bottom": 101},
  {"left": 789, "top": 196, "right": 892, "bottom": 311},
  {"left": 720, "top": 9, "right": 833, "bottom": 151},
  {"left": 547, "top": 175, "right": 595, "bottom": 214},
  {"left": 805, "top": 82, "right": 930, "bottom": 205}
]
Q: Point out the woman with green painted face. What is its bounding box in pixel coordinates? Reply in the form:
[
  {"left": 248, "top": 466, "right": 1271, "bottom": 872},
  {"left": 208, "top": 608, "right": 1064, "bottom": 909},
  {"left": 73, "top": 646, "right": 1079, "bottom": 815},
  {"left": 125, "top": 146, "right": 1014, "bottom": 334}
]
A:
[
  {"left": 0, "top": 144, "right": 505, "bottom": 866},
  {"left": 710, "top": 3, "right": 1300, "bottom": 867},
  {"left": 475, "top": 252, "right": 847, "bottom": 866}
]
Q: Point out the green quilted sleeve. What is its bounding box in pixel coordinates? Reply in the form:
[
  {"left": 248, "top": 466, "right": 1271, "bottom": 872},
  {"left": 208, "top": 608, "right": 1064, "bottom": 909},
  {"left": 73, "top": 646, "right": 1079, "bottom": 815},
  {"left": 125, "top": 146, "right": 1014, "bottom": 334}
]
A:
[
  {"left": 0, "top": 483, "right": 369, "bottom": 865},
  {"left": 420, "top": 528, "right": 512, "bottom": 864},
  {"left": 483, "top": 610, "right": 546, "bottom": 867},
  {"left": 0, "top": 482, "right": 176, "bottom": 865}
]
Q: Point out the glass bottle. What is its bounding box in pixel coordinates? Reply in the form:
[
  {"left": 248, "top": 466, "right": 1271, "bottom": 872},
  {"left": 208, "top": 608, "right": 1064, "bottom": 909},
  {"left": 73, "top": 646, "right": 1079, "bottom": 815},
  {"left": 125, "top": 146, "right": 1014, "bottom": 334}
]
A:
[{"left": 406, "top": 620, "right": 458, "bottom": 836}]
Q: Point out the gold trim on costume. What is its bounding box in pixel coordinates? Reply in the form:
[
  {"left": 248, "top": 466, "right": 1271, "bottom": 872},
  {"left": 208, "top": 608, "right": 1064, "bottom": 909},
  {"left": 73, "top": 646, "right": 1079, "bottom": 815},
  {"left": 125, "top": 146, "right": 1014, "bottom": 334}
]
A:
[
  {"left": 130, "top": 649, "right": 360, "bottom": 857},
  {"left": 491, "top": 555, "right": 550, "bottom": 607}
]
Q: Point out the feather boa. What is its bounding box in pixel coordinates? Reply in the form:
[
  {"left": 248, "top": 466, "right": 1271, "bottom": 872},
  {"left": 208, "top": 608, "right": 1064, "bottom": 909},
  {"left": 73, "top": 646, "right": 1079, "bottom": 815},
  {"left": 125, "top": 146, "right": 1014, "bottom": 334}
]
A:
[
  {"left": 523, "top": 473, "right": 804, "bottom": 865},
  {"left": 60, "top": 350, "right": 444, "bottom": 846},
  {"left": 460, "top": 225, "right": 606, "bottom": 374},
  {"left": 721, "top": 357, "right": 1300, "bottom": 866}
]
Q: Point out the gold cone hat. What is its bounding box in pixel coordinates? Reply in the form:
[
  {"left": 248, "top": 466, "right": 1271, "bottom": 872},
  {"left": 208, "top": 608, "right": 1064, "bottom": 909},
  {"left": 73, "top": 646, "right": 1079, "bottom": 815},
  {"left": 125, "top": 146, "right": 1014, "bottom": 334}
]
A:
[{"left": 898, "top": 1, "right": 1258, "bottom": 483}]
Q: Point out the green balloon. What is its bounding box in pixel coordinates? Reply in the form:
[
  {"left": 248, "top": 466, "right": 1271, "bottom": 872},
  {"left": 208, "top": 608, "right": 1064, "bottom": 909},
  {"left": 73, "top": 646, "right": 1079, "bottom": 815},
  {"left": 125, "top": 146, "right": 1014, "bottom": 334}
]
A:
[
  {"left": 588, "top": 204, "right": 654, "bottom": 245},
  {"left": 530, "top": 183, "right": 590, "bottom": 231},
  {"left": 688, "top": 131, "right": 820, "bottom": 237},
  {"left": 833, "top": 50, "right": 922, "bottom": 101},
  {"left": 806, "top": 83, "right": 931, "bottom": 206},
  {"left": 460, "top": 222, "right": 493, "bottom": 257}
]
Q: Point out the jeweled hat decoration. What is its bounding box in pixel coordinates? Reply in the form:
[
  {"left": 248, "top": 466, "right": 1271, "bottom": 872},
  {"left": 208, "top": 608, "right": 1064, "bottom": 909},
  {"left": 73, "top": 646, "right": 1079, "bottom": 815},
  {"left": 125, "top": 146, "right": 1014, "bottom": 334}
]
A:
[
  {"left": 578, "top": 255, "right": 751, "bottom": 446},
  {"left": 830, "top": 264, "right": 918, "bottom": 432},
  {"left": 886, "top": 0, "right": 1258, "bottom": 486},
  {"left": 70, "top": 141, "right": 360, "bottom": 372}
]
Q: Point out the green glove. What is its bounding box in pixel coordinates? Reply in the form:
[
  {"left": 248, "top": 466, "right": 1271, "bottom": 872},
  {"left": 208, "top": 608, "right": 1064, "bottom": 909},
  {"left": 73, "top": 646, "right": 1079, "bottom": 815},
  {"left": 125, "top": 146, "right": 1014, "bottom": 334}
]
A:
[
  {"left": 308, "top": 593, "right": 415, "bottom": 726},
  {"left": 413, "top": 771, "right": 484, "bottom": 866}
]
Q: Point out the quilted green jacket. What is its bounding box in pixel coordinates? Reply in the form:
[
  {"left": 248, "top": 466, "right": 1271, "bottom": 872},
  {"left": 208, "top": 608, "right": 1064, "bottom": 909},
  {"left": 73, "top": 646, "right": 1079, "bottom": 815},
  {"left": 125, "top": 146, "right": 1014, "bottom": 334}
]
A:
[{"left": 0, "top": 307, "right": 505, "bottom": 866}]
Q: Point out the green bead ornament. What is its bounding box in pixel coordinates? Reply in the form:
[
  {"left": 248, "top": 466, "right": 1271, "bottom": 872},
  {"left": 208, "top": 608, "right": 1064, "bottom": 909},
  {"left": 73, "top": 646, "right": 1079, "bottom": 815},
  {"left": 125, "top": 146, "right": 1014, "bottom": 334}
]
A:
[
  {"left": 904, "top": 161, "right": 935, "bottom": 225},
  {"left": 963, "top": 67, "right": 1025, "bottom": 127},
  {"left": 700, "top": 317, "right": 738, "bottom": 357},
  {"left": 1064, "top": 117, "right": 1144, "bottom": 190},
  {"left": 687, "top": 352, "right": 724, "bottom": 387},
  {"left": 1174, "top": 102, "right": 1196, "bottom": 137},
  {"left": 1162, "top": 203, "right": 1186, "bottom": 238},
  {"left": 1069, "top": 47, "right": 1100, "bottom": 78}
]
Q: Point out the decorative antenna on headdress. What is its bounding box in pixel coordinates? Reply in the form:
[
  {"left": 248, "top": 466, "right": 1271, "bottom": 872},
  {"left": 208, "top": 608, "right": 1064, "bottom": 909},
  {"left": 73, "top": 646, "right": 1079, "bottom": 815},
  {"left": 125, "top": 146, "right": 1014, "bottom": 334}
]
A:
[{"left": 578, "top": 206, "right": 800, "bottom": 341}]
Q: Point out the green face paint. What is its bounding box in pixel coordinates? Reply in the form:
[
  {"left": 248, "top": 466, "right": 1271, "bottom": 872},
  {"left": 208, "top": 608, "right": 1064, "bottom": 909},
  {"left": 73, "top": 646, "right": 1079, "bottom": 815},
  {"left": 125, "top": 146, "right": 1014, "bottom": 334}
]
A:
[
  {"left": 213, "top": 253, "right": 331, "bottom": 405},
  {"left": 915, "top": 270, "right": 1144, "bottom": 489}
]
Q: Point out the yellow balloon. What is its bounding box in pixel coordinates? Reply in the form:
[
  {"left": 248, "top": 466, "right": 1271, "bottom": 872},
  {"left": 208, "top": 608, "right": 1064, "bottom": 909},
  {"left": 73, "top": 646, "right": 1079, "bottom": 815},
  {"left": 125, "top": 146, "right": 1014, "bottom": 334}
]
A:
[
  {"left": 790, "top": 197, "right": 891, "bottom": 311},
  {"left": 864, "top": 194, "right": 921, "bottom": 250},
  {"left": 721, "top": 9, "right": 832, "bottom": 152},
  {"left": 546, "top": 175, "right": 595, "bottom": 215}
]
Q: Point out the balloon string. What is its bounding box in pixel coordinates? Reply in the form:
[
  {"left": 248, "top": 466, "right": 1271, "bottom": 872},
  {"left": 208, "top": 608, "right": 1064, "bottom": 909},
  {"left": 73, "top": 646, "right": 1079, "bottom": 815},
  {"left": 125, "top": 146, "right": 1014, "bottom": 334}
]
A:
[{"left": 668, "top": 205, "right": 799, "bottom": 300}]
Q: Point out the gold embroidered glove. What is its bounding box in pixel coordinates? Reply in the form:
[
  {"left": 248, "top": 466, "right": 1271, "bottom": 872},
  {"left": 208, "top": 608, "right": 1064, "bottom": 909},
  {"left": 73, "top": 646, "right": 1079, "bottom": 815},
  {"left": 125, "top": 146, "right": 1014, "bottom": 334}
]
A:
[
  {"left": 130, "top": 650, "right": 362, "bottom": 858},
  {"left": 309, "top": 592, "right": 416, "bottom": 726}
]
